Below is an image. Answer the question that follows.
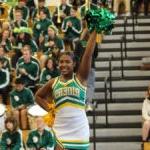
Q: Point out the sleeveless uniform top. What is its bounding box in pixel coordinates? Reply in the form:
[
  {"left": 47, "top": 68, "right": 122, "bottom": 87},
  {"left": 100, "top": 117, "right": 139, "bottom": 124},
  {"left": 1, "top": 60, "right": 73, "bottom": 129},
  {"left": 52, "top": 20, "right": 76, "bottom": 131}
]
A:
[{"left": 52, "top": 74, "right": 90, "bottom": 149}]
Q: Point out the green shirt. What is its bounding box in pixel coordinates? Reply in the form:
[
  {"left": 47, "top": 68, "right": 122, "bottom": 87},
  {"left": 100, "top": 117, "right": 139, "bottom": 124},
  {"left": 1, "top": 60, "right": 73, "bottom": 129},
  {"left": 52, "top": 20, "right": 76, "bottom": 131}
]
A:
[
  {"left": 9, "top": 5, "right": 29, "bottom": 21},
  {"left": 0, "top": 56, "right": 11, "bottom": 71},
  {"left": 33, "top": 18, "right": 53, "bottom": 41},
  {"left": 0, "top": 38, "right": 12, "bottom": 53},
  {"left": 12, "top": 19, "right": 28, "bottom": 29},
  {"left": 26, "top": 129, "right": 55, "bottom": 149},
  {"left": 62, "top": 16, "right": 82, "bottom": 39},
  {"left": 10, "top": 87, "right": 34, "bottom": 108},
  {"left": 42, "top": 35, "right": 64, "bottom": 53},
  {"left": 16, "top": 60, "right": 40, "bottom": 87},
  {"left": 40, "top": 68, "right": 60, "bottom": 84},
  {"left": 0, "top": 131, "right": 21, "bottom": 150},
  {"left": 0, "top": 68, "right": 10, "bottom": 89}
]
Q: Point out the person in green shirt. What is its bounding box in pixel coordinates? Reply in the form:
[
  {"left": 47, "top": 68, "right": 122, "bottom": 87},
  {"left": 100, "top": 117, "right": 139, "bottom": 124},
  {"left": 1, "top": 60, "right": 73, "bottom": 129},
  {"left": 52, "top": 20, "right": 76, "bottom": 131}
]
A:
[
  {"left": 0, "top": 46, "right": 11, "bottom": 71},
  {"left": 26, "top": 116, "right": 55, "bottom": 150},
  {"left": 10, "top": 78, "right": 34, "bottom": 130},
  {"left": 39, "top": 25, "right": 64, "bottom": 67},
  {"left": 0, "top": 116, "right": 22, "bottom": 150},
  {"left": 40, "top": 57, "right": 60, "bottom": 85},
  {"left": 0, "top": 29, "right": 12, "bottom": 53},
  {"left": 61, "top": 6, "right": 82, "bottom": 50},
  {"left": 11, "top": 9, "right": 28, "bottom": 29},
  {"left": 0, "top": 59, "right": 10, "bottom": 105},
  {"left": 52, "top": 0, "right": 72, "bottom": 28},
  {"left": 32, "top": 0, "right": 51, "bottom": 20},
  {"left": 9, "top": 0, "right": 29, "bottom": 21},
  {"left": 16, "top": 45, "right": 40, "bottom": 92},
  {"left": 11, "top": 28, "right": 38, "bottom": 68},
  {"left": 33, "top": 9, "right": 53, "bottom": 45}
]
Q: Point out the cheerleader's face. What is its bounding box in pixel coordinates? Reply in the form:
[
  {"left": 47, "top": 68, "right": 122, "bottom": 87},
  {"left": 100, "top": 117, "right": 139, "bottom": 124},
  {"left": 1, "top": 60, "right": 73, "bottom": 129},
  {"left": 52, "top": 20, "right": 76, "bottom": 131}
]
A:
[
  {"left": 59, "top": 54, "right": 75, "bottom": 76},
  {"left": 6, "top": 122, "right": 14, "bottom": 131}
]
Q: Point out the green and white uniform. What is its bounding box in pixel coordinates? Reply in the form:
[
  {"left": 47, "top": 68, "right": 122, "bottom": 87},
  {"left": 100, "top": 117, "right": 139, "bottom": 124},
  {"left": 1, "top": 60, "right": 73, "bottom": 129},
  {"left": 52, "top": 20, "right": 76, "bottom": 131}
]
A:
[
  {"left": 0, "top": 130, "right": 22, "bottom": 150},
  {"left": 52, "top": 74, "right": 90, "bottom": 150},
  {"left": 10, "top": 87, "right": 34, "bottom": 109},
  {"left": 26, "top": 129, "right": 55, "bottom": 149}
]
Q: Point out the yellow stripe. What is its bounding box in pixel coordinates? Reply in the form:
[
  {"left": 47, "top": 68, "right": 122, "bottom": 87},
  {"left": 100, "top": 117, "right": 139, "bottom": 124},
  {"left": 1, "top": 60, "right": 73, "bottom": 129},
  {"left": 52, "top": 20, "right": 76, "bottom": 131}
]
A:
[
  {"left": 60, "top": 139, "right": 89, "bottom": 144},
  {"left": 59, "top": 79, "right": 74, "bottom": 86},
  {"left": 52, "top": 77, "right": 59, "bottom": 89},
  {"left": 74, "top": 75, "right": 87, "bottom": 90},
  {"left": 55, "top": 102, "right": 85, "bottom": 112}
]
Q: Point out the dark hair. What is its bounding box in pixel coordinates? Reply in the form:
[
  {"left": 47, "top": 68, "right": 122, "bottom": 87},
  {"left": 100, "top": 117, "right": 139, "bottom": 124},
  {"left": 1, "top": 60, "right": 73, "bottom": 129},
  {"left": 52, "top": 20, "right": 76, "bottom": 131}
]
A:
[
  {"left": 22, "top": 44, "right": 32, "bottom": 54},
  {"left": 72, "top": 6, "right": 78, "bottom": 11},
  {"left": 5, "top": 116, "right": 18, "bottom": 132},
  {"left": 15, "top": 78, "right": 24, "bottom": 85},
  {"left": 45, "top": 57, "right": 57, "bottom": 70},
  {"left": 39, "top": 8, "right": 47, "bottom": 15},
  {"left": 59, "top": 51, "right": 76, "bottom": 62}
]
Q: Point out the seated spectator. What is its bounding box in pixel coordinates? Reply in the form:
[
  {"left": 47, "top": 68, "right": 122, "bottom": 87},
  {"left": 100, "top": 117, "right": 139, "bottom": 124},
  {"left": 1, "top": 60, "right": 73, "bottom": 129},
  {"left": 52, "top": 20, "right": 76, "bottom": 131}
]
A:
[
  {"left": 9, "top": 0, "right": 29, "bottom": 21},
  {"left": 11, "top": 9, "right": 28, "bottom": 29},
  {"left": 0, "top": 46, "right": 11, "bottom": 71},
  {"left": 113, "top": 0, "right": 131, "bottom": 16},
  {"left": 26, "top": 116, "right": 55, "bottom": 150},
  {"left": 16, "top": 45, "right": 40, "bottom": 92},
  {"left": 142, "top": 87, "right": 150, "bottom": 141},
  {"left": 32, "top": 0, "right": 51, "bottom": 20},
  {"left": 0, "top": 59, "right": 10, "bottom": 105},
  {"left": 52, "top": 0, "right": 72, "bottom": 28},
  {"left": 10, "top": 78, "right": 34, "bottom": 130},
  {"left": 0, "top": 29, "right": 12, "bottom": 53},
  {"left": 33, "top": 9, "right": 53, "bottom": 46},
  {"left": 39, "top": 57, "right": 60, "bottom": 85},
  {"left": 11, "top": 28, "right": 38, "bottom": 68},
  {"left": 40, "top": 25, "right": 64, "bottom": 67},
  {"left": 0, "top": 116, "right": 22, "bottom": 150},
  {"left": 61, "top": 6, "right": 82, "bottom": 50}
]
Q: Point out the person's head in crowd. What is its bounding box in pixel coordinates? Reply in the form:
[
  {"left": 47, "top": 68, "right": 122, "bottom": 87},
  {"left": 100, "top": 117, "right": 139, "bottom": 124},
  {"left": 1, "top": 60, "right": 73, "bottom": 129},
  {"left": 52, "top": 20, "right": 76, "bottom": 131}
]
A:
[
  {"left": 18, "top": 30, "right": 32, "bottom": 42},
  {"left": 48, "top": 25, "right": 58, "bottom": 38},
  {"left": 36, "top": 117, "right": 46, "bottom": 132},
  {"left": 18, "top": 0, "right": 26, "bottom": 7},
  {"left": 70, "top": 6, "right": 78, "bottom": 17},
  {"left": 22, "top": 45, "right": 32, "bottom": 63},
  {"left": 38, "top": 0, "right": 45, "bottom": 8},
  {"left": 0, "top": 45, "right": 5, "bottom": 57},
  {"left": 15, "top": 10, "right": 23, "bottom": 21},
  {"left": 2, "top": 21, "right": 10, "bottom": 31},
  {"left": 15, "top": 78, "right": 25, "bottom": 92},
  {"left": 45, "top": 57, "right": 57, "bottom": 71},
  {"left": 1, "top": 29, "right": 10, "bottom": 40},
  {"left": 5, "top": 116, "right": 18, "bottom": 133},
  {"left": 39, "top": 9, "right": 47, "bottom": 20},
  {"left": 59, "top": 51, "right": 77, "bottom": 75},
  {"left": 61, "top": 0, "right": 67, "bottom": 5}
]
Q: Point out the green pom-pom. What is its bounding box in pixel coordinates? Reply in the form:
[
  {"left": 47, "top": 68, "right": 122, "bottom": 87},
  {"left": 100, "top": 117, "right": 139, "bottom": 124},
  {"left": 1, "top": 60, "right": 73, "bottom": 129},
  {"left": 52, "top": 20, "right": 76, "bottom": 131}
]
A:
[{"left": 85, "top": 8, "right": 116, "bottom": 34}]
